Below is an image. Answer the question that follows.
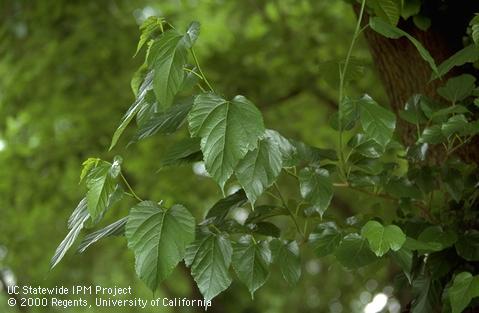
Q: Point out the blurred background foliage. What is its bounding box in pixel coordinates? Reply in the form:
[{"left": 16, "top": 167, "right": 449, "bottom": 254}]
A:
[{"left": 0, "top": 0, "right": 400, "bottom": 312}]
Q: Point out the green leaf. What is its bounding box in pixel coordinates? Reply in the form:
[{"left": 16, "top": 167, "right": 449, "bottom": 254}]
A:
[
  {"left": 335, "top": 233, "right": 377, "bottom": 268},
  {"left": 160, "top": 137, "right": 202, "bottom": 168},
  {"left": 205, "top": 190, "right": 247, "bottom": 223},
  {"left": 375, "top": 0, "right": 401, "bottom": 25},
  {"left": 443, "top": 167, "right": 464, "bottom": 202},
  {"left": 78, "top": 217, "right": 127, "bottom": 253},
  {"left": 270, "top": 239, "right": 301, "bottom": 285},
  {"left": 384, "top": 177, "right": 422, "bottom": 199},
  {"left": 51, "top": 198, "right": 89, "bottom": 268},
  {"left": 418, "top": 125, "right": 445, "bottom": 144},
  {"left": 232, "top": 236, "right": 271, "bottom": 297},
  {"left": 361, "top": 221, "right": 406, "bottom": 257},
  {"left": 347, "top": 133, "right": 385, "bottom": 158},
  {"left": 85, "top": 161, "right": 118, "bottom": 222},
  {"left": 263, "top": 129, "right": 297, "bottom": 167},
  {"left": 441, "top": 114, "right": 469, "bottom": 137},
  {"left": 370, "top": 17, "right": 438, "bottom": 75},
  {"left": 412, "top": 15, "right": 431, "bottom": 31},
  {"left": 252, "top": 222, "right": 281, "bottom": 238},
  {"left": 245, "top": 205, "right": 288, "bottom": 224},
  {"left": 188, "top": 93, "right": 265, "bottom": 191},
  {"left": 184, "top": 21, "right": 200, "bottom": 48},
  {"left": 434, "top": 45, "right": 479, "bottom": 79},
  {"left": 135, "top": 16, "right": 165, "bottom": 56},
  {"left": 236, "top": 134, "right": 282, "bottom": 205},
  {"left": 399, "top": 94, "right": 428, "bottom": 125},
  {"left": 133, "top": 99, "right": 192, "bottom": 142},
  {"left": 417, "top": 226, "right": 458, "bottom": 252},
  {"left": 299, "top": 167, "right": 333, "bottom": 217},
  {"left": 401, "top": 0, "right": 421, "bottom": 19},
  {"left": 147, "top": 30, "right": 188, "bottom": 108},
  {"left": 359, "top": 95, "right": 396, "bottom": 147},
  {"left": 456, "top": 230, "right": 479, "bottom": 261},
  {"left": 448, "top": 272, "right": 479, "bottom": 313},
  {"left": 309, "top": 222, "right": 342, "bottom": 257},
  {"left": 411, "top": 274, "right": 441, "bottom": 313},
  {"left": 437, "top": 74, "right": 476, "bottom": 103},
  {"left": 332, "top": 96, "right": 361, "bottom": 131},
  {"left": 80, "top": 157, "right": 100, "bottom": 184},
  {"left": 125, "top": 201, "right": 195, "bottom": 291},
  {"left": 186, "top": 232, "right": 233, "bottom": 302},
  {"left": 110, "top": 72, "right": 154, "bottom": 150}
]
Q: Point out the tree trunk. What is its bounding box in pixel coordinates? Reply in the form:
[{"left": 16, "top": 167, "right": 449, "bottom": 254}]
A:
[{"left": 357, "top": 1, "right": 479, "bottom": 164}]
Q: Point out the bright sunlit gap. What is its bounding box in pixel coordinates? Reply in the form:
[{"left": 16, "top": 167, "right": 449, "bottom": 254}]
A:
[{"left": 364, "top": 293, "right": 388, "bottom": 313}]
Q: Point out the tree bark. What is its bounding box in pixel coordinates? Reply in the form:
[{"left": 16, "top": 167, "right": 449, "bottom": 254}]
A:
[{"left": 357, "top": 1, "right": 479, "bottom": 163}]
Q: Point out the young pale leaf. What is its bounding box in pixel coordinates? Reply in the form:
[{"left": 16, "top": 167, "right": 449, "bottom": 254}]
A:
[
  {"left": 270, "top": 239, "right": 301, "bottom": 285},
  {"left": 309, "top": 222, "right": 342, "bottom": 257},
  {"left": 188, "top": 93, "right": 265, "bottom": 191},
  {"left": 125, "top": 201, "right": 195, "bottom": 292},
  {"left": 77, "top": 217, "right": 127, "bottom": 253},
  {"left": 434, "top": 45, "right": 479, "bottom": 79},
  {"left": 86, "top": 161, "right": 118, "bottom": 222},
  {"left": 335, "top": 233, "right": 377, "bottom": 268},
  {"left": 80, "top": 158, "right": 99, "bottom": 184},
  {"left": 147, "top": 30, "right": 188, "bottom": 108},
  {"left": 448, "top": 272, "right": 479, "bottom": 313},
  {"left": 361, "top": 221, "right": 406, "bottom": 257},
  {"left": 186, "top": 233, "right": 233, "bottom": 302},
  {"left": 437, "top": 74, "right": 476, "bottom": 103},
  {"left": 359, "top": 95, "right": 396, "bottom": 147},
  {"left": 51, "top": 198, "right": 89, "bottom": 268},
  {"left": 235, "top": 135, "right": 282, "bottom": 205},
  {"left": 299, "top": 167, "right": 333, "bottom": 217},
  {"left": 411, "top": 274, "right": 441, "bottom": 313},
  {"left": 135, "top": 16, "right": 165, "bottom": 56},
  {"left": 232, "top": 236, "right": 271, "bottom": 297},
  {"left": 456, "top": 230, "right": 479, "bottom": 261},
  {"left": 110, "top": 72, "right": 154, "bottom": 150},
  {"left": 133, "top": 100, "right": 192, "bottom": 142},
  {"left": 370, "top": 17, "right": 438, "bottom": 75}
]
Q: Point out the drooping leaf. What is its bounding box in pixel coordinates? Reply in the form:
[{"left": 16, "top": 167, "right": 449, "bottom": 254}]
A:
[
  {"left": 389, "top": 248, "right": 413, "bottom": 283},
  {"left": 299, "top": 167, "right": 333, "bottom": 217},
  {"left": 399, "top": 94, "right": 428, "bottom": 125},
  {"left": 51, "top": 198, "right": 89, "bottom": 268},
  {"left": 441, "top": 114, "right": 470, "bottom": 137},
  {"left": 147, "top": 30, "right": 189, "bottom": 108},
  {"left": 188, "top": 93, "right": 265, "bottom": 191},
  {"left": 270, "top": 239, "right": 301, "bottom": 285},
  {"left": 309, "top": 222, "right": 342, "bottom": 257},
  {"left": 110, "top": 72, "right": 154, "bottom": 150},
  {"left": 434, "top": 45, "right": 479, "bottom": 79},
  {"left": 411, "top": 274, "right": 441, "bottom": 313},
  {"left": 186, "top": 232, "right": 233, "bottom": 302},
  {"left": 232, "top": 236, "right": 271, "bottom": 297},
  {"left": 78, "top": 217, "right": 127, "bottom": 253},
  {"left": 335, "top": 233, "right": 377, "bottom": 268},
  {"left": 245, "top": 205, "right": 288, "bottom": 224},
  {"left": 236, "top": 134, "right": 282, "bottom": 205},
  {"left": 205, "top": 189, "right": 247, "bottom": 223},
  {"left": 125, "top": 201, "right": 195, "bottom": 291},
  {"left": 160, "top": 137, "right": 202, "bottom": 168},
  {"left": 448, "top": 272, "right": 479, "bottom": 313},
  {"left": 85, "top": 161, "right": 119, "bottom": 222},
  {"left": 361, "top": 220, "right": 406, "bottom": 257},
  {"left": 133, "top": 99, "right": 193, "bottom": 142},
  {"left": 184, "top": 21, "right": 200, "bottom": 48},
  {"left": 359, "top": 95, "right": 396, "bottom": 147},
  {"left": 263, "top": 129, "right": 297, "bottom": 167},
  {"left": 370, "top": 17, "right": 438, "bottom": 75},
  {"left": 437, "top": 74, "right": 476, "bottom": 103}
]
